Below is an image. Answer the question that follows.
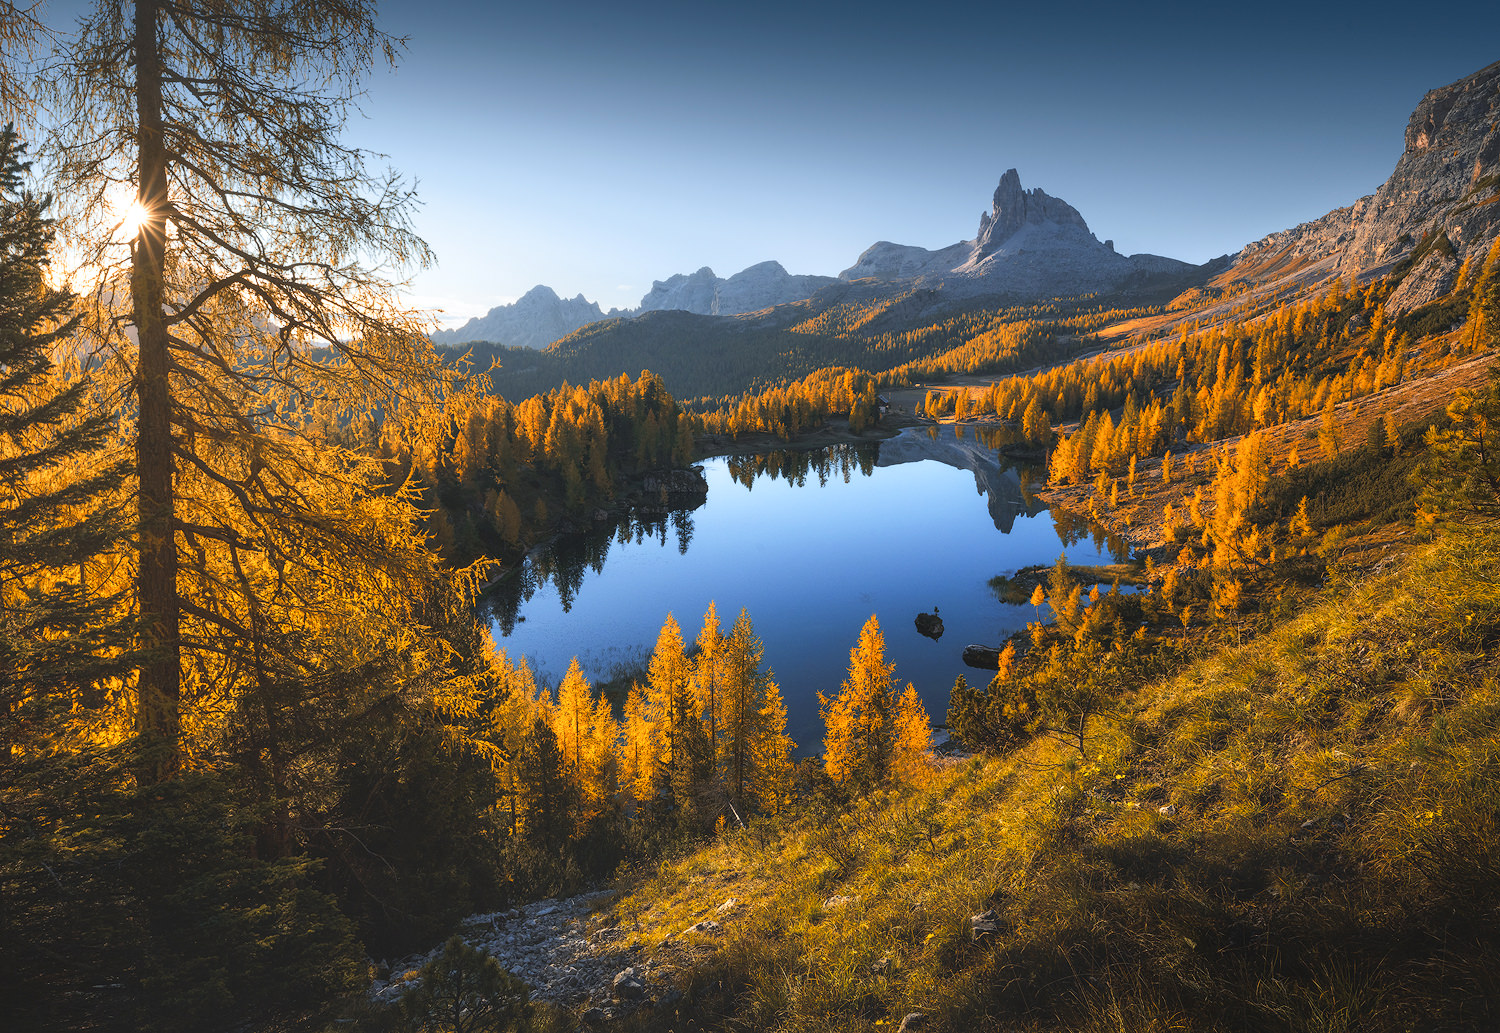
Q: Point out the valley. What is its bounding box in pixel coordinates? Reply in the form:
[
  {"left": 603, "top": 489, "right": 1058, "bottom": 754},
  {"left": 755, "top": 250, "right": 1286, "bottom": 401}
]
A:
[{"left": 6, "top": 7, "right": 1500, "bottom": 1031}]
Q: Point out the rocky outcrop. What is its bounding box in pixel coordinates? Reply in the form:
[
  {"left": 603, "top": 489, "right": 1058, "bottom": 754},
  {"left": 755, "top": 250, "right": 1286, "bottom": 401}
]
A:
[
  {"left": 368, "top": 890, "right": 701, "bottom": 1022},
  {"left": 972, "top": 168, "right": 1090, "bottom": 261},
  {"left": 638, "top": 260, "right": 839, "bottom": 316},
  {"left": 840, "top": 168, "right": 1201, "bottom": 299},
  {"left": 1219, "top": 60, "right": 1500, "bottom": 316},
  {"left": 433, "top": 284, "right": 610, "bottom": 348},
  {"left": 369, "top": 889, "right": 741, "bottom": 1022},
  {"left": 962, "top": 644, "right": 1003, "bottom": 670},
  {"left": 638, "top": 267, "right": 720, "bottom": 315}
]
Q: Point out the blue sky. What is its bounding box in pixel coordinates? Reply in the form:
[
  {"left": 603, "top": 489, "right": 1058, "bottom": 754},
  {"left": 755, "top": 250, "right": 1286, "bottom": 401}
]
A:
[{"left": 345, "top": 2, "right": 1500, "bottom": 326}]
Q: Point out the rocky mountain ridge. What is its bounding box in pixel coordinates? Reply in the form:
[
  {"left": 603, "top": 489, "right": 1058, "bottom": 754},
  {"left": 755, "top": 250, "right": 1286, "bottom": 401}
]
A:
[
  {"left": 637, "top": 260, "right": 839, "bottom": 317},
  {"left": 434, "top": 260, "right": 836, "bottom": 348},
  {"left": 1212, "top": 59, "right": 1500, "bottom": 316},
  {"left": 434, "top": 170, "right": 1204, "bottom": 348},
  {"left": 439, "top": 59, "right": 1500, "bottom": 353},
  {"left": 431, "top": 285, "right": 614, "bottom": 349}
]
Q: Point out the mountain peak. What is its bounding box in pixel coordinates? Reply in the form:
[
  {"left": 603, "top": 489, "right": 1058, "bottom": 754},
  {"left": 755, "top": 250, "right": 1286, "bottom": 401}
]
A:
[
  {"left": 974, "top": 168, "right": 1090, "bottom": 259},
  {"left": 838, "top": 167, "right": 1188, "bottom": 295},
  {"left": 519, "top": 284, "right": 561, "bottom": 302},
  {"left": 640, "top": 261, "right": 836, "bottom": 316}
]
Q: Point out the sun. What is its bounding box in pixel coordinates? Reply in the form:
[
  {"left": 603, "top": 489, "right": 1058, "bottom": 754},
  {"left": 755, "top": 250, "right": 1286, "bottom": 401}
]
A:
[
  {"left": 104, "top": 182, "right": 155, "bottom": 242},
  {"left": 117, "top": 198, "right": 151, "bottom": 240}
]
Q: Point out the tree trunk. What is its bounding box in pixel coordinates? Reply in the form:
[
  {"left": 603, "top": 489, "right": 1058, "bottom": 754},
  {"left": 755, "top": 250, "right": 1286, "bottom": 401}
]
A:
[{"left": 130, "top": 0, "right": 180, "bottom": 778}]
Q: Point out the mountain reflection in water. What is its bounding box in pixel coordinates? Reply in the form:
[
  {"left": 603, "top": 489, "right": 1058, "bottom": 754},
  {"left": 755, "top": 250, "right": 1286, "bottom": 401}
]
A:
[{"left": 481, "top": 426, "right": 1127, "bottom": 745}]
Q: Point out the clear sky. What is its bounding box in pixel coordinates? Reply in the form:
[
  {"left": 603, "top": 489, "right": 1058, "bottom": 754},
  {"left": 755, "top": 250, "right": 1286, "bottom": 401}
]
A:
[{"left": 344, "top": 1, "right": 1500, "bottom": 327}]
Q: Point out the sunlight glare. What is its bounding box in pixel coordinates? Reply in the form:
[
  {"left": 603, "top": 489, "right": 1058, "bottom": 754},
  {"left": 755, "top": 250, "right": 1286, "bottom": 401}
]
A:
[{"left": 117, "top": 198, "right": 150, "bottom": 240}]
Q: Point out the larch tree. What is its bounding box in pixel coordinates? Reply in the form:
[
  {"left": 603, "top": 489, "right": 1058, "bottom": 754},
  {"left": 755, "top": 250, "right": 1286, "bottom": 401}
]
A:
[
  {"left": 720, "top": 607, "right": 780, "bottom": 815},
  {"left": 890, "top": 682, "right": 932, "bottom": 784},
  {"left": 620, "top": 684, "right": 654, "bottom": 804},
  {"left": 45, "top": 1, "right": 464, "bottom": 777},
  {"left": 0, "top": 2, "right": 47, "bottom": 122},
  {"left": 552, "top": 658, "right": 595, "bottom": 792},
  {"left": 550, "top": 657, "right": 615, "bottom": 821},
  {"left": 691, "top": 600, "right": 725, "bottom": 768},
  {"left": 643, "top": 610, "right": 714, "bottom": 819},
  {"left": 485, "top": 650, "right": 543, "bottom": 837},
  {"left": 642, "top": 612, "right": 691, "bottom": 796},
  {"left": 750, "top": 672, "right": 794, "bottom": 814},
  {"left": 820, "top": 614, "right": 897, "bottom": 788}
]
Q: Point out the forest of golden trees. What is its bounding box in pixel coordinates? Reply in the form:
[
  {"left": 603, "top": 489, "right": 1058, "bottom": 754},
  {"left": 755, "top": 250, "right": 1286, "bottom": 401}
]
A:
[{"left": 7, "top": 3, "right": 1500, "bottom": 1030}]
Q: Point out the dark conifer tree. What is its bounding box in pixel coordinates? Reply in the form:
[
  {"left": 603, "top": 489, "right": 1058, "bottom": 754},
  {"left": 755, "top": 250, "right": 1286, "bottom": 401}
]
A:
[{"left": 0, "top": 125, "right": 129, "bottom": 759}]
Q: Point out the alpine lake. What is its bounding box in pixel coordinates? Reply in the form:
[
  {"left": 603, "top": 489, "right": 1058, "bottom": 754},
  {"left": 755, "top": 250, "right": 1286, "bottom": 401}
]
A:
[{"left": 482, "top": 425, "right": 1128, "bottom": 752}]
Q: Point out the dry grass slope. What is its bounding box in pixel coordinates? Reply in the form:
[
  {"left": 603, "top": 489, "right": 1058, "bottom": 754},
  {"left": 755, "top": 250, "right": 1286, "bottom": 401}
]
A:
[{"left": 592, "top": 528, "right": 1500, "bottom": 1032}]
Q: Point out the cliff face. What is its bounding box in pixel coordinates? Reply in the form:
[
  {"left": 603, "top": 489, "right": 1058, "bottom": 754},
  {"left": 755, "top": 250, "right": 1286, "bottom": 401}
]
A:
[
  {"left": 971, "top": 167, "right": 1090, "bottom": 261},
  {"left": 1222, "top": 60, "right": 1500, "bottom": 314}
]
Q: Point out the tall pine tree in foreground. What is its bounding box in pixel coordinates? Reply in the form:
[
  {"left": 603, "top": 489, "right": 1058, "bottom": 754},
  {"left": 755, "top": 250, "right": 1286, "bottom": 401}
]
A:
[{"left": 48, "top": 0, "right": 461, "bottom": 779}]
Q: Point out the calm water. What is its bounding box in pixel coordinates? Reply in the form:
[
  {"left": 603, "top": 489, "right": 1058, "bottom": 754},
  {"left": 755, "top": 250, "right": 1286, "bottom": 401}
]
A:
[{"left": 483, "top": 426, "right": 1124, "bottom": 751}]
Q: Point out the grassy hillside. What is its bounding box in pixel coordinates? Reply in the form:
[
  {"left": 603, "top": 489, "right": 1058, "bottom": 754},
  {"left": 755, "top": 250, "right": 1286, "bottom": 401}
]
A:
[{"left": 584, "top": 527, "right": 1500, "bottom": 1032}]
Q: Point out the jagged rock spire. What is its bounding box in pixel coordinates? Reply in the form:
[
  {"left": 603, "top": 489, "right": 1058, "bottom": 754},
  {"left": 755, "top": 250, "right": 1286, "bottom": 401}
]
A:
[{"left": 973, "top": 168, "right": 1090, "bottom": 259}]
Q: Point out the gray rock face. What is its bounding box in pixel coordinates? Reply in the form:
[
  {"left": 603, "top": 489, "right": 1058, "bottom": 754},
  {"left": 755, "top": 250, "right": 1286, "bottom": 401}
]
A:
[
  {"left": 840, "top": 239, "right": 974, "bottom": 282},
  {"left": 638, "top": 260, "right": 838, "bottom": 316},
  {"left": 840, "top": 168, "right": 1196, "bottom": 298},
  {"left": 432, "top": 284, "right": 608, "bottom": 348},
  {"left": 1224, "top": 59, "right": 1500, "bottom": 315},
  {"left": 973, "top": 167, "right": 1090, "bottom": 260}
]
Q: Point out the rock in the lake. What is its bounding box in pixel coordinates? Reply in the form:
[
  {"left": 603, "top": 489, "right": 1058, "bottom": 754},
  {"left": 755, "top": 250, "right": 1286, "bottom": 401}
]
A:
[
  {"left": 914, "top": 611, "right": 944, "bottom": 640},
  {"left": 963, "top": 644, "right": 1003, "bottom": 670}
]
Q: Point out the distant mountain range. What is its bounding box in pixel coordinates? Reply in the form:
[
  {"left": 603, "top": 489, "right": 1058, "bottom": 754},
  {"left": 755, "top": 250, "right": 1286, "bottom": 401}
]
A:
[
  {"left": 438, "top": 56, "right": 1500, "bottom": 367},
  {"left": 431, "top": 260, "right": 838, "bottom": 348},
  {"left": 431, "top": 169, "right": 1201, "bottom": 348}
]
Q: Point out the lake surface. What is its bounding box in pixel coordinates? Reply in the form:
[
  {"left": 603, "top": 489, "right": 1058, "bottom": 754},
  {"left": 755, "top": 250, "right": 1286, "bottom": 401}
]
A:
[{"left": 483, "top": 426, "right": 1125, "bottom": 752}]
